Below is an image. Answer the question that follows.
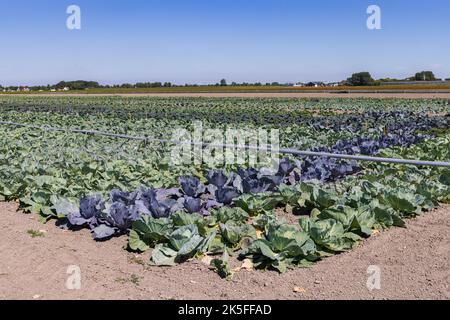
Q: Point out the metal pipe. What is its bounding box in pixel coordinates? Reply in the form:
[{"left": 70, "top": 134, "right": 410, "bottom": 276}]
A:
[{"left": 1, "top": 120, "right": 449, "bottom": 168}]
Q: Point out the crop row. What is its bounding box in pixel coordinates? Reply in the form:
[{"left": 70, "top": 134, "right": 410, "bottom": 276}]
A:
[{"left": 0, "top": 96, "right": 448, "bottom": 278}]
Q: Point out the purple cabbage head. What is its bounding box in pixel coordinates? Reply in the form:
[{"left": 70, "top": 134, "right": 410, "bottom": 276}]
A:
[
  {"left": 216, "top": 187, "right": 241, "bottom": 205},
  {"left": 67, "top": 195, "right": 104, "bottom": 227},
  {"left": 277, "top": 158, "right": 296, "bottom": 176},
  {"left": 207, "top": 170, "right": 229, "bottom": 188},
  {"left": 179, "top": 176, "right": 206, "bottom": 197},
  {"left": 183, "top": 196, "right": 203, "bottom": 213}
]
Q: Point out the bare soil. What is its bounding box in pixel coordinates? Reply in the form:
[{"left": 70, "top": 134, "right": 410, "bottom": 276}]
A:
[{"left": 0, "top": 202, "right": 449, "bottom": 300}]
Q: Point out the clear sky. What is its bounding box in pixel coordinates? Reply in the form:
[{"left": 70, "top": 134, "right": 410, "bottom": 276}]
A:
[{"left": 1, "top": 0, "right": 449, "bottom": 86}]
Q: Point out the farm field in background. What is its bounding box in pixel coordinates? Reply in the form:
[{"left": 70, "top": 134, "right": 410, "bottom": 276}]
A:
[
  {"left": 0, "top": 96, "right": 449, "bottom": 279},
  {"left": 3, "top": 84, "right": 450, "bottom": 96}
]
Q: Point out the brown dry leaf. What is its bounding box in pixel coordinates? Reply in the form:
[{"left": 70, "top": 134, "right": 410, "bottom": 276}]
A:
[
  {"left": 240, "top": 259, "right": 254, "bottom": 270},
  {"left": 232, "top": 259, "right": 254, "bottom": 272},
  {"left": 255, "top": 230, "right": 264, "bottom": 239},
  {"left": 293, "top": 286, "right": 307, "bottom": 293},
  {"left": 201, "top": 255, "right": 213, "bottom": 266},
  {"left": 372, "top": 229, "right": 381, "bottom": 236}
]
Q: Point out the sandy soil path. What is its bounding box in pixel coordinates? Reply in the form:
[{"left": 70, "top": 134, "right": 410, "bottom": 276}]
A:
[{"left": 0, "top": 202, "right": 449, "bottom": 300}]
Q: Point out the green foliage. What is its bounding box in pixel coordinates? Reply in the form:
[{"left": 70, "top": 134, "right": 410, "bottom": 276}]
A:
[
  {"left": 347, "top": 72, "right": 375, "bottom": 86},
  {"left": 240, "top": 223, "right": 317, "bottom": 273},
  {"left": 414, "top": 71, "right": 437, "bottom": 81},
  {"left": 129, "top": 216, "right": 173, "bottom": 252},
  {"left": 54, "top": 80, "right": 100, "bottom": 90},
  {"left": 27, "top": 229, "right": 45, "bottom": 238},
  {"left": 234, "top": 193, "right": 280, "bottom": 216}
]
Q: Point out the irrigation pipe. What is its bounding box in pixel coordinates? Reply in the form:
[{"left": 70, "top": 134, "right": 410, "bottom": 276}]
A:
[{"left": 1, "top": 120, "right": 450, "bottom": 168}]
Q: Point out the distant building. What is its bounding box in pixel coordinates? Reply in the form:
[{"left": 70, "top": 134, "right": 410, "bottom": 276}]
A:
[
  {"left": 305, "top": 82, "right": 326, "bottom": 87},
  {"left": 326, "top": 82, "right": 340, "bottom": 87},
  {"left": 17, "top": 86, "right": 30, "bottom": 92},
  {"left": 293, "top": 82, "right": 306, "bottom": 87}
]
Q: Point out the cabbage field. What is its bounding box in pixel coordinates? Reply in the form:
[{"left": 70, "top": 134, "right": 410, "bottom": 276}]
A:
[{"left": 0, "top": 96, "right": 449, "bottom": 278}]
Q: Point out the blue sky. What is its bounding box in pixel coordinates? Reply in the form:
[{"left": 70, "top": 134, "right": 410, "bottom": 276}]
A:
[{"left": 1, "top": 0, "right": 449, "bottom": 86}]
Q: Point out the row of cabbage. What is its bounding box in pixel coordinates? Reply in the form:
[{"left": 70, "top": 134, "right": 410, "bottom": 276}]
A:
[
  {"left": 54, "top": 136, "right": 450, "bottom": 277},
  {"left": 1, "top": 109, "right": 447, "bottom": 223},
  {"left": 0, "top": 96, "right": 449, "bottom": 277},
  {"left": 1, "top": 96, "right": 449, "bottom": 116}
]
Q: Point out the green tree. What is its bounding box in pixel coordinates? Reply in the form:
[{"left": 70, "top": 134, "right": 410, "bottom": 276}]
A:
[
  {"left": 347, "top": 72, "right": 375, "bottom": 86},
  {"left": 414, "top": 71, "right": 437, "bottom": 81},
  {"left": 220, "top": 79, "right": 227, "bottom": 86},
  {"left": 54, "top": 80, "right": 100, "bottom": 90}
]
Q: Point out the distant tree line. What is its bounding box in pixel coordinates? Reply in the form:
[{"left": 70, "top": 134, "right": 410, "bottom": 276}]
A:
[
  {"left": 54, "top": 80, "right": 101, "bottom": 90},
  {"left": 212, "top": 79, "right": 282, "bottom": 87},
  {"left": 0, "top": 80, "right": 290, "bottom": 92},
  {"left": 0, "top": 81, "right": 102, "bottom": 91},
  {"left": 2, "top": 72, "right": 449, "bottom": 91},
  {"left": 346, "top": 71, "right": 446, "bottom": 86}
]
